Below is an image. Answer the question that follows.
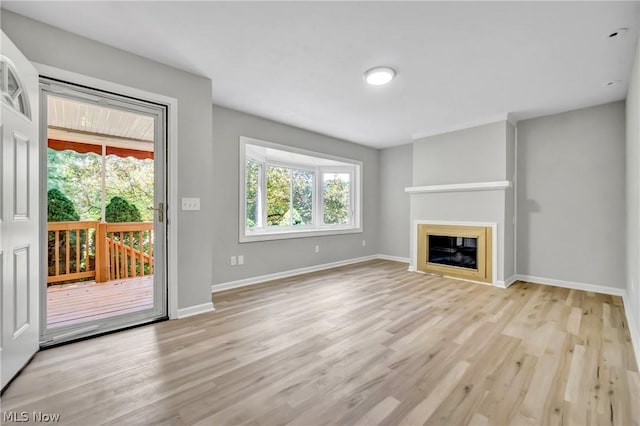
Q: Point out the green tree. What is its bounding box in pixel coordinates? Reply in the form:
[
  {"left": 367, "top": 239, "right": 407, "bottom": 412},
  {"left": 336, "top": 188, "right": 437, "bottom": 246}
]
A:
[
  {"left": 246, "top": 160, "right": 260, "bottom": 228},
  {"left": 105, "top": 196, "right": 142, "bottom": 223},
  {"left": 105, "top": 154, "right": 154, "bottom": 221},
  {"left": 47, "top": 189, "right": 84, "bottom": 280},
  {"left": 266, "top": 166, "right": 290, "bottom": 226},
  {"left": 48, "top": 149, "right": 154, "bottom": 221},
  {"left": 265, "top": 166, "right": 314, "bottom": 227},
  {"left": 291, "top": 170, "right": 313, "bottom": 225},
  {"left": 47, "top": 188, "right": 80, "bottom": 222},
  {"left": 323, "top": 174, "right": 350, "bottom": 225}
]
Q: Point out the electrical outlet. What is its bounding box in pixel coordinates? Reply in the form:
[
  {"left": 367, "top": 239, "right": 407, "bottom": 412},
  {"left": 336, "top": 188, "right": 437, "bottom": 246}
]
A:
[
  {"left": 362, "top": 239, "right": 366, "bottom": 247},
  {"left": 181, "top": 197, "right": 201, "bottom": 211},
  {"left": 230, "top": 256, "right": 237, "bottom": 266},
  {"left": 238, "top": 255, "right": 244, "bottom": 265},
  {"left": 315, "top": 245, "right": 320, "bottom": 253}
]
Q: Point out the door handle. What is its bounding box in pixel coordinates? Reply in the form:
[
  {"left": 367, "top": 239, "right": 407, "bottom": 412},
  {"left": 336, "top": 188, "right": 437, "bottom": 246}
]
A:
[{"left": 148, "top": 203, "right": 164, "bottom": 223}]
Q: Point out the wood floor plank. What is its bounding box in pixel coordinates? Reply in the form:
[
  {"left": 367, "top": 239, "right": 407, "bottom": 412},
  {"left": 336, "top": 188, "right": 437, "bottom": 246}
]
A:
[
  {"left": 400, "top": 361, "right": 471, "bottom": 425},
  {"left": 353, "top": 396, "right": 400, "bottom": 426},
  {"left": 2, "top": 260, "right": 637, "bottom": 426}
]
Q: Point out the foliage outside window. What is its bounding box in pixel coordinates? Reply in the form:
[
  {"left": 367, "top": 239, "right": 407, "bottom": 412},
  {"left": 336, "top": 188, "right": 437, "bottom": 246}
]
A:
[
  {"left": 48, "top": 148, "right": 154, "bottom": 221},
  {"left": 241, "top": 138, "right": 362, "bottom": 242}
]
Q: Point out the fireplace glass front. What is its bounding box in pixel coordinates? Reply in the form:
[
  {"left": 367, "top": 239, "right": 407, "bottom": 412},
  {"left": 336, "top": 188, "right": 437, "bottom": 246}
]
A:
[{"left": 428, "top": 235, "right": 478, "bottom": 269}]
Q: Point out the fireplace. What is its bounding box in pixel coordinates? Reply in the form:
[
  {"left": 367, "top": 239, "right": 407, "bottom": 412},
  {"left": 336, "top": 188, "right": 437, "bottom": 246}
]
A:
[{"left": 417, "top": 224, "right": 492, "bottom": 283}]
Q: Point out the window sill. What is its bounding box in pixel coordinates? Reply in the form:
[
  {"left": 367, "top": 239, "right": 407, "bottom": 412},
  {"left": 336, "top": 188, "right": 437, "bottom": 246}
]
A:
[{"left": 240, "top": 227, "right": 362, "bottom": 243}]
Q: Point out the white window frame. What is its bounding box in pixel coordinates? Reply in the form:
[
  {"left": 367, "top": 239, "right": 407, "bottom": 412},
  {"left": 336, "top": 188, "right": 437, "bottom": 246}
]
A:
[
  {"left": 319, "top": 167, "right": 355, "bottom": 229},
  {"left": 240, "top": 136, "right": 363, "bottom": 242},
  {"left": 263, "top": 160, "right": 316, "bottom": 230}
]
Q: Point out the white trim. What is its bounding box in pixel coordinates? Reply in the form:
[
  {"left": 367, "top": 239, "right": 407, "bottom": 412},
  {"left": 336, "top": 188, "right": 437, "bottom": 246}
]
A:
[
  {"left": 177, "top": 302, "right": 214, "bottom": 319},
  {"left": 516, "top": 274, "right": 626, "bottom": 296},
  {"left": 377, "top": 254, "right": 410, "bottom": 263},
  {"left": 239, "top": 136, "right": 363, "bottom": 243},
  {"left": 241, "top": 136, "right": 364, "bottom": 166},
  {"left": 505, "top": 112, "right": 518, "bottom": 127},
  {"left": 240, "top": 228, "right": 364, "bottom": 243},
  {"left": 212, "top": 255, "right": 379, "bottom": 293},
  {"left": 622, "top": 291, "right": 640, "bottom": 368},
  {"left": 405, "top": 181, "right": 511, "bottom": 194},
  {"left": 410, "top": 113, "right": 510, "bottom": 140},
  {"left": 513, "top": 124, "right": 518, "bottom": 281},
  {"left": 496, "top": 275, "right": 518, "bottom": 289},
  {"left": 410, "top": 220, "right": 499, "bottom": 287},
  {"left": 34, "top": 63, "right": 179, "bottom": 319}
]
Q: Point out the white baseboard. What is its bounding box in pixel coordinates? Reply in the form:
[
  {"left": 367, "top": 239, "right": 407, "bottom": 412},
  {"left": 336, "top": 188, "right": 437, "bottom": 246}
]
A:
[
  {"left": 177, "top": 302, "right": 215, "bottom": 319},
  {"left": 211, "top": 255, "right": 379, "bottom": 293},
  {"left": 622, "top": 292, "right": 640, "bottom": 368},
  {"left": 516, "top": 274, "right": 626, "bottom": 297},
  {"left": 376, "top": 254, "right": 410, "bottom": 263},
  {"left": 496, "top": 275, "right": 518, "bottom": 289}
]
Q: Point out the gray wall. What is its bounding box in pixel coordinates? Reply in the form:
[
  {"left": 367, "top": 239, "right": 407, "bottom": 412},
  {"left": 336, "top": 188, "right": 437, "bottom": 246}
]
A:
[
  {"left": 378, "top": 144, "right": 412, "bottom": 259},
  {"left": 413, "top": 122, "right": 509, "bottom": 185},
  {"left": 2, "top": 11, "right": 214, "bottom": 309},
  {"left": 517, "top": 102, "right": 626, "bottom": 289},
  {"left": 211, "top": 106, "right": 379, "bottom": 284},
  {"left": 626, "top": 34, "right": 640, "bottom": 356}
]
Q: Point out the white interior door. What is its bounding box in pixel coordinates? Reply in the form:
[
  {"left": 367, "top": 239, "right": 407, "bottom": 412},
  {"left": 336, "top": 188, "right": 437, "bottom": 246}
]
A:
[{"left": 0, "top": 31, "right": 40, "bottom": 390}]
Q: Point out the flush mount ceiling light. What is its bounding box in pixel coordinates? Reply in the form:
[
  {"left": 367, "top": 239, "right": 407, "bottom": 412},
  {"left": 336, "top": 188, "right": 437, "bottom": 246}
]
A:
[{"left": 364, "top": 66, "right": 396, "bottom": 86}]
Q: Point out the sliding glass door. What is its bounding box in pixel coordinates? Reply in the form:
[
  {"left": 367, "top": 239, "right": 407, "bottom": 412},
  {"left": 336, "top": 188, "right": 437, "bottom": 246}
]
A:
[{"left": 40, "top": 78, "right": 167, "bottom": 345}]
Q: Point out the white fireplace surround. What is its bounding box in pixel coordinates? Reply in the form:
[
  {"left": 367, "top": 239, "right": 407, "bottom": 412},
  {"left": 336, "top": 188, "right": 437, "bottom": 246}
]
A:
[
  {"left": 409, "top": 220, "right": 499, "bottom": 286},
  {"left": 406, "top": 179, "right": 513, "bottom": 288}
]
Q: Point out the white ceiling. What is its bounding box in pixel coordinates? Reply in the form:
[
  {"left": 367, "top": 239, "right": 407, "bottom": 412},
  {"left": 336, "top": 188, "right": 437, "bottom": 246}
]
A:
[{"left": 4, "top": 1, "right": 639, "bottom": 148}]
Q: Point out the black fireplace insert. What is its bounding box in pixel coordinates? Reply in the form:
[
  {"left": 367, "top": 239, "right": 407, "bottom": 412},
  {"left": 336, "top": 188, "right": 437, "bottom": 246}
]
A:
[{"left": 428, "top": 235, "right": 478, "bottom": 269}]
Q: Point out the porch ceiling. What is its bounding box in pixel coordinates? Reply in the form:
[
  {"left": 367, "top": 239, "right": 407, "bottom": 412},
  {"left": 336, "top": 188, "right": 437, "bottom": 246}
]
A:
[{"left": 47, "top": 95, "right": 154, "bottom": 152}]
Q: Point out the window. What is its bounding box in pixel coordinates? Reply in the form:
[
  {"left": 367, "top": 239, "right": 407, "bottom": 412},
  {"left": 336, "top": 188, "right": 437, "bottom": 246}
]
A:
[
  {"left": 0, "top": 58, "right": 31, "bottom": 119},
  {"left": 240, "top": 137, "right": 362, "bottom": 242}
]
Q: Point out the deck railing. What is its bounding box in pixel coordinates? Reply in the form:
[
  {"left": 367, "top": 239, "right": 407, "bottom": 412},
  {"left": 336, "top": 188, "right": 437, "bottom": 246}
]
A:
[
  {"left": 47, "top": 221, "right": 154, "bottom": 285},
  {"left": 99, "top": 222, "right": 154, "bottom": 282},
  {"left": 48, "top": 221, "right": 98, "bottom": 283}
]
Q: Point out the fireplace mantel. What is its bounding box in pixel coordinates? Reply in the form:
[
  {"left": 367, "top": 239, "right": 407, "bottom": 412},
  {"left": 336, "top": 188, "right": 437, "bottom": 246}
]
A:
[{"left": 405, "top": 180, "right": 511, "bottom": 194}]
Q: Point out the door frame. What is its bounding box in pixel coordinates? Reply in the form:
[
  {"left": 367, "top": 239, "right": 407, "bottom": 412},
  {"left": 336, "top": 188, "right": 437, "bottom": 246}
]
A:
[{"left": 34, "top": 63, "right": 179, "bottom": 326}]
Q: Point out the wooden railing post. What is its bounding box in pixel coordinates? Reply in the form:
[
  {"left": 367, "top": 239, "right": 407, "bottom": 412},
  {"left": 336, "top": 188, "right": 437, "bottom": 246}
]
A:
[{"left": 95, "top": 222, "right": 109, "bottom": 283}]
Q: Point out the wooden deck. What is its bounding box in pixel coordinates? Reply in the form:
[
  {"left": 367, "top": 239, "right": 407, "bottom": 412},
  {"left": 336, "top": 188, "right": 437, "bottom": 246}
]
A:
[{"left": 47, "top": 275, "right": 154, "bottom": 328}]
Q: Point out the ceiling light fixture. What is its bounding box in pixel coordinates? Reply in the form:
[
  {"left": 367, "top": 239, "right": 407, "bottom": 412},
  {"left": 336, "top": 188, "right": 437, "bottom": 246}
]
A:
[{"left": 364, "top": 66, "right": 396, "bottom": 86}]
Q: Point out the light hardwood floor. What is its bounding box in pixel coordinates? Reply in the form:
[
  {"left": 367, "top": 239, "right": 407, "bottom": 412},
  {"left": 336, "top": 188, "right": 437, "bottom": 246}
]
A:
[{"left": 2, "top": 260, "right": 638, "bottom": 425}]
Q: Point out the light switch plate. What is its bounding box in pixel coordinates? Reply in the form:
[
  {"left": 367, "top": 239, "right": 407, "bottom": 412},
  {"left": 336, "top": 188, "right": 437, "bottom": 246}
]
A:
[{"left": 181, "top": 197, "right": 200, "bottom": 211}]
